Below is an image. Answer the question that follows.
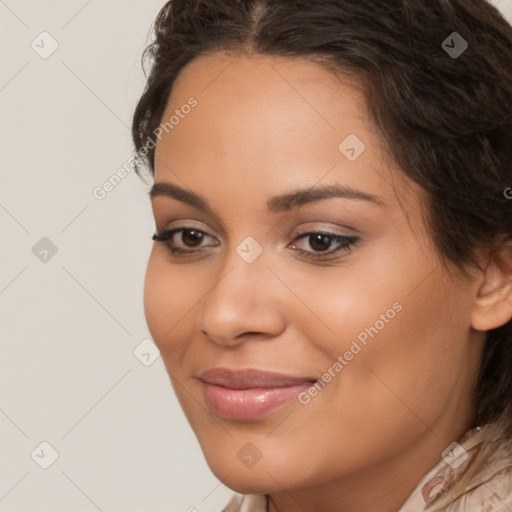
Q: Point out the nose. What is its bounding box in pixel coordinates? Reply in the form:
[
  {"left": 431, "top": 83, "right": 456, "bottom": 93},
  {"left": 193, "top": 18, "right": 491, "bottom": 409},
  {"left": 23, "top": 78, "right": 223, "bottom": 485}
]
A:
[{"left": 195, "top": 250, "right": 287, "bottom": 347}]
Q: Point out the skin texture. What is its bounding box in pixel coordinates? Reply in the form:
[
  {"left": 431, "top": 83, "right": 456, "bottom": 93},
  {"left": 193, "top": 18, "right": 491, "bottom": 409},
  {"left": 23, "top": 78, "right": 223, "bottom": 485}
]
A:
[{"left": 144, "top": 53, "right": 511, "bottom": 512}]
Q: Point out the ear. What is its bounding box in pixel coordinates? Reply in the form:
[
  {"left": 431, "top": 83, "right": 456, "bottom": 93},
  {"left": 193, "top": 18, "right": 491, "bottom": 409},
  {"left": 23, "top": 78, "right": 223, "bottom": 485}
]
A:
[{"left": 471, "top": 242, "right": 512, "bottom": 332}]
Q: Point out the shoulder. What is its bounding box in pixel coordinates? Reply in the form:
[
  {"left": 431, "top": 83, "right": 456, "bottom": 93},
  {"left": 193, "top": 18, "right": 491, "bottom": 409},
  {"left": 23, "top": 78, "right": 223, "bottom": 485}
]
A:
[
  {"left": 460, "top": 468, "right": 512, "bottom": 511},
  {"left": 220, "top": 493, "right": 268, "bottom": 512},
  {"left": 400, "top": 419, "right": 512, "bottom": 512},
  {"left": 428, "top": 420, "right": 512, "bottom": 511},
  {"left": 445, "top": 421, "right": 512, "bottom": 512}
]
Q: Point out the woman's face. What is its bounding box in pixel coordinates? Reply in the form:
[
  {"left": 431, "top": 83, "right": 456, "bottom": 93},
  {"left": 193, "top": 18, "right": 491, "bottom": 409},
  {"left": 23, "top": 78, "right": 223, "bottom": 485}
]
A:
[{"left": 145, "top": 53, "right": 485, "bottom": 498}]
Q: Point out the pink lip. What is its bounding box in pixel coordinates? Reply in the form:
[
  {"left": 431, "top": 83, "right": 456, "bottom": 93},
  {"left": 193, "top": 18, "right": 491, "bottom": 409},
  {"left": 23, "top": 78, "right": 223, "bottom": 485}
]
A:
[{"left": 198, "top": 368, "right": 317, "bottom": 420}]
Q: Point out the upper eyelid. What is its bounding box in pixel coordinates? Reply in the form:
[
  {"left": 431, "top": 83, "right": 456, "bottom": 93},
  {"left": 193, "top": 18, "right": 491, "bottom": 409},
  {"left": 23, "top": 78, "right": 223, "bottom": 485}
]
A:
[
  {"left": 160, "top": 226, "right": 357, "bottom": 246},
  {"left": 159, "top": 224, "right": 353, "bottom": 236},
  {"left": 157, "top": 215, "right": 357, "bottom": 232},
  {"left": 151, "top": 199, "right": 366, "bottom": 237}
]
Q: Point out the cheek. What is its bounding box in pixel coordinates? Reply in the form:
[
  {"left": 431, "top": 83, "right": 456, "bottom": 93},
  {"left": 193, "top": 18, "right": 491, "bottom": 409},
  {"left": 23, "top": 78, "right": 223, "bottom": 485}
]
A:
[
  {"left": 286, "top": 256, "right": 471, "bottom": 416},
  {"left": 143, "top": 253, "right": 201, "bottom": 358},
  {"left": 328, "top": 274, "right": 471, "bottom": 431},
  {"left": 279, "top": 263, "right": 401, "bottom": 359}
]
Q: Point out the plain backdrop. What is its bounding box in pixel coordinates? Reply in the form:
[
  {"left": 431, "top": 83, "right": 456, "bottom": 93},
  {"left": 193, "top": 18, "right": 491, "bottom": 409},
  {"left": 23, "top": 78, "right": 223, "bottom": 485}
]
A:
[{"left": 1, "top": 1, "right": 511, "bottom": 511}]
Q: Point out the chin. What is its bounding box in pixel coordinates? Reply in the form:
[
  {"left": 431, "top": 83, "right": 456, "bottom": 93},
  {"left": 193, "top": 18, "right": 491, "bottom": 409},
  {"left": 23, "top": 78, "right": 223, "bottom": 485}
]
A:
[
  {"left": 203, "top": 450, "right": 296, "bottom": 495},
  {"left": 218, "top": 472, "right": 281, "bottom": 496}
]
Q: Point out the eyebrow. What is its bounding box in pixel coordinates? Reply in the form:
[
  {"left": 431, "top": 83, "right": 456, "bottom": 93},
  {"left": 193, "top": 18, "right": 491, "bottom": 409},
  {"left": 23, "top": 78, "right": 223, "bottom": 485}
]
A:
[{"left": 149, "top": 181, "right": 387, "bottom": 213}]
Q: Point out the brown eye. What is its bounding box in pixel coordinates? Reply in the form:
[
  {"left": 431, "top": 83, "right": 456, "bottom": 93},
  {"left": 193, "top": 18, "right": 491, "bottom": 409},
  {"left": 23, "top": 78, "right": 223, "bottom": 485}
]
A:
[
  {"left": 289, "top": 231, "right": 358, "bottom": 259},
  {"left": 180, "top": 229, "right": 205, "bottom": 247},
  {"left": 308, "top": 233, "right": 333, "bottom": 252},
  {"left": 152, "top": 227, "right": 219, "bottom": 257},
  {"left": 152, "top": 228, "right": 358, "bottom": 261}
]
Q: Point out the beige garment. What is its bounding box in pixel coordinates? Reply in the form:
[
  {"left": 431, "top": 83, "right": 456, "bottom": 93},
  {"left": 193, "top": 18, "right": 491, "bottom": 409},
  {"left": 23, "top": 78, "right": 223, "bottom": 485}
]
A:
[
  {"left": 221, "top": 494, "right": 267, "bottom": 512},
  {"left": 220, "top": 420, "right": 512, "bottom": 512}
]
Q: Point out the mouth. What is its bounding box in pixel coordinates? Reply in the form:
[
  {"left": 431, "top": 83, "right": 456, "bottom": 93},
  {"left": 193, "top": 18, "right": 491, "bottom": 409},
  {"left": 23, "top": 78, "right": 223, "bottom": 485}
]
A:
[{"left": 198, "top": 368, "right": 317, "bottom": 420}]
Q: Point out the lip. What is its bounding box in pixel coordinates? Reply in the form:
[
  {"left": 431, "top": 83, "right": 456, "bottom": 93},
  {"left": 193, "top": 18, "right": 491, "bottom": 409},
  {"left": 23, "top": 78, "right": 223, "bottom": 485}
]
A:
[{"left": 198, "top": 368, "right": 317, "bottom": 420}]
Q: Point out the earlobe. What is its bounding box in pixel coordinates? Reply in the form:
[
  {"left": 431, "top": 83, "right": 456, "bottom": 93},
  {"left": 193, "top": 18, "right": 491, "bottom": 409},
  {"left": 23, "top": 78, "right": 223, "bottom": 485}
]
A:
[{"left": 470, "top": 245, "right": 512, "bottom": 332}]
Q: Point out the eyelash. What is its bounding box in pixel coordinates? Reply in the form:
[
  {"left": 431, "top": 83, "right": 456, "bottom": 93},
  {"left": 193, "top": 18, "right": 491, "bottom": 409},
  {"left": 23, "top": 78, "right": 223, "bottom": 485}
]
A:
[{"left": 152, "top": 228, "right": 359, "bottom": 261}]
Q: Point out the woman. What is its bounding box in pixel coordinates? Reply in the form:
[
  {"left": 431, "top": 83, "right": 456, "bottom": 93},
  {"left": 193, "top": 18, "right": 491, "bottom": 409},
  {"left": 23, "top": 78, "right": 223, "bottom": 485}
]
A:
[{"left": 131, "top": 1, "right": 512, "bottom": 510}]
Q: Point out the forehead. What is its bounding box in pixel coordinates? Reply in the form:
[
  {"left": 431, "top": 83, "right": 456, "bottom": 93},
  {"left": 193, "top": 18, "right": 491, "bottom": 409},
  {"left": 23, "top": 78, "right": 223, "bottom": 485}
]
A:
[{"left": 153, "top": 52, "right": 417, "bottom": 213}]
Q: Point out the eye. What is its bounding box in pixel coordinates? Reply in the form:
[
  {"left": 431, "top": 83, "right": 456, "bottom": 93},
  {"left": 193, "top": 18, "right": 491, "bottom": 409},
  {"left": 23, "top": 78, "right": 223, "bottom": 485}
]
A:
[
  {"left": 152, "top": 228, "right": 218, "bottom": 256},
  {"left": 289, "top": 231, "right": 358, "bottom": 259},
  {"left": 152, "top": 227, "right": 359, "bottom": 261}
]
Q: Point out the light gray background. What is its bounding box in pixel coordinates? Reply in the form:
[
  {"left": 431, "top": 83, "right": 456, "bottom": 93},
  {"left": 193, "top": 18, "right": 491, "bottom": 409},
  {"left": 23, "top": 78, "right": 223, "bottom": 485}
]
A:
[{"left": 1, "top": 1, "right": 511, "bottom": 511}]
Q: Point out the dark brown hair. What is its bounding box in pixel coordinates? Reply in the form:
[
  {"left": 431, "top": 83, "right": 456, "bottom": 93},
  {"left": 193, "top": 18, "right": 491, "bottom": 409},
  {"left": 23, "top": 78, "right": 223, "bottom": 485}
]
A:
[{"left": 132, "top": 0, "right": 512, "bottom": 434}]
